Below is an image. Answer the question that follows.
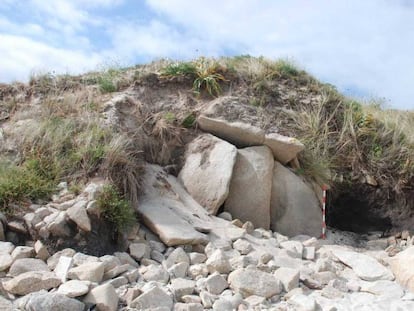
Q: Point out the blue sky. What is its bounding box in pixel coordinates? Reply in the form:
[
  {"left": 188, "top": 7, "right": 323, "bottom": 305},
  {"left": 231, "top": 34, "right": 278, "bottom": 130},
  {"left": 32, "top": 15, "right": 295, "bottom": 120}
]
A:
[{"left": 1, "top": 0, "right": 413, "bottom": 110}]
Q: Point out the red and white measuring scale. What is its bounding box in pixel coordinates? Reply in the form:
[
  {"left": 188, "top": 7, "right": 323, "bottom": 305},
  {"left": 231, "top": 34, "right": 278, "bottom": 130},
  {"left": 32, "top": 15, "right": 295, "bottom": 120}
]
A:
[{"left": 321, "top": 184, "right": 328, "bottom": 239}]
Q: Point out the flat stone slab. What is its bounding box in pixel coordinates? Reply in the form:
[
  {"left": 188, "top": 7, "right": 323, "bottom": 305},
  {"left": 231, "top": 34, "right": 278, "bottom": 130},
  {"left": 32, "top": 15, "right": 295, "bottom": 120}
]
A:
[
  {"left": 264, "top": 133, "right": 304, "bottom": 164},
  {"left": 334, "top": 249, "right": 394, "bottom": 281}
]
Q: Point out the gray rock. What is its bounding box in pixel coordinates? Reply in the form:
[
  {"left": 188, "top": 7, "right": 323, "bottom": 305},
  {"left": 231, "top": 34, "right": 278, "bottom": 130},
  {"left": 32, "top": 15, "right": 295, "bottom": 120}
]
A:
[
  {"left": 212, "top": 298, "right": 233, "bottom": 311},
  {"left": 334, "top": 249, "right": 394, "bottom": 281},
  {"left": 205, "top": 273, "right": 228, "bottom": 295},
  {"left": 103, "top": 263, "right": 130, "bottom": 280},
  {"left": 270, "top": 162, "right": 322, "bottom": 237},
  {"left": 224, "top": 146, "right": 274, "bottom": 229},
  {"left": 168, "top": 262, "right": 189, "bottom": 279},
  {"left": 264, "top": 133, "right": 305, "bottom": 164},
  {"left": 114, "top": 252, "right": 139, "bottom": 268},
  {"left": 142, "top": 264, "right": 170, "bottom": 284},
  {"left": 67, "top": 261, "right": 105, "bottom": 283},
  {"left": 54, "top": 255, "right": 73, "bottom": 282},
  {"left": 66, "top": 200, "right": 91, "bottom": 232},
  {"left": 137, "top": 165, "right": 210, "bottom": 246},
  {"left": 178, "top": 134, "right": 237, "bottom": 215},
  {"left": 9, "top": 258, "right": 50, "bottom": 276},
  {"left": 171, "top": 278, "right": 196, "bottom": 300},
  {"left": 390, "top": 246, "right": 414, "bottom": 292},
  {"left": 189, "top": 252, "right": 207, "bottom": 265},
  {"left": 34, "top": 240, "right": 50, "bottom": 261},
  {"left": 106, "top": 276, "right": 128, "bottom": 288},
  {"left": 287, "top": 294, "right": 316, "bottom": 311},
  {"left": 129, "top": 242, "right": 151, "bottom": 261},
  {"left": 46, "top": 211, "right": 71, "bottom": 237},
  {"left": 188, "top": 263, "right": 209, "bottom": 279},
  {"left": 233, "top": 239, "right": 253, "bottom": 255},
  {"left": 72, "top": 253, "right": 99, "bottom": 266},
  {"left": 228, "top": 268, "right": 282, "bottom": 298},
  {"left": 11, "top": 246, "right": 34, "bottom": 260},
  {"left": 130, "top": 286, "right": 173, "bottom": 310},
  {"left": 83, "top": 283, "right": 118, "bottom": 311},
  {"left": 0, "top": 253, "right": 12, "bottom": 271},
  {"left": 3, "top": 271, "right": 61, "bottom": 295},
  {"left": 164, "top": 247, "right": 190, "bottom": 269},
  {"left": 206, "top": 249, "right": 232, "bottom": 274},
  {"left": 57, "top": 280, "right": 90, "bottom": 297},
  {"left": 174, "top": 302, "right": 204, "bottom": 311},
  {"left": 218, "top": 212, "right": 233, "bottom": 221},
  {"left": 0, "top": 241, "right": 15, "bottom": 254},
  {"left": 47, "top": 248, "right": 76, "bottom": 270},
  {"left": 0, "top": 296, "right": 12, "bottom": 310},
  {"left": 26, "top": 292, "right": 84, "bottom": 311},
  {"left": 274, "top": 267, "right": 300, "bottom": 292}
]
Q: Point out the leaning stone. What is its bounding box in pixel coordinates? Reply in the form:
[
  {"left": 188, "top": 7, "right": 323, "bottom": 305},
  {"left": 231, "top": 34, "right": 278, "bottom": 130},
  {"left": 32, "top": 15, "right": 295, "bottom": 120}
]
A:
[
  {"left": 34, "top": 240, "right": 50, "bottom": 261},
  {"left": 264, "top": 133, "right": 305, "bottom": 164},
  {"left": 303, "top": 246, "right": 316, "bottom": 260},
  {"left": 58, "top": 280, "right": 90, "bottom": 297},
  {"left": 83, "top": 283, "right": 118, "bottom": 311},
  {"left": 274, "top": 267, "right": 300, "bottom": 292},
  {"left": 164, "top": 247, "right": 190, "bottom": 269},
  {"left": 3, "top": 271, "right": 61, "bottom": 295},
  {"left": 66, "top": 201, "right": 91, "bottom": 232},
  {"left": 8, "top": 258, "right": 50, "bottom": 276},
  {"left": 103, "top": 263, "right": 130, "bottom": 280},
  {"left": 334, "top": 249, "right": 394, "bottom": 281},
  {"left": 271, "top": 162, "right": 322, "bottom": 237},
  {"left": 178, "top": 134, "right": 237, "bottom": 215},
  {"left": 182, "top": 295, "right": 202, "bottom": 304},
  {"left": 54, "top": 255, "right": 73, "bottom": 282},
  {"left": 130, "top": 286, "right": 173, "bottom": 310},
  {"left": 188, "top": 263, "right": 209, "bottom": 279},
  {"left": 228, "top": 268, "right": 282, "bottom": 298},
  {"left": 171, "top": 278, "right": 196, "bottom": 301},
  {"left": 47, "top": 248, "right": 76, "bottom": 270},
  {"left": 106, "top": 276, "right": 128, "bottom": 288},
  {"left": 224, "top": 146, "right": 274, "bottom": 229},
  {"left": 244, "top": 295, "right": 267, "bottom": 308},
  {"left": 67, "top": 261, "right": 105, "bottom": 283},
  {"left": 114, "top": 252, "right": 139, "bottom": 268},
  {"left": 26, "top": 292, "right": 84, "bottom": 311},
  {"left": 0, "top": 253, "right": 13, "bottom": 271},
  {"left": 46, "top": 211, "right": 71, "bottom": 237}
]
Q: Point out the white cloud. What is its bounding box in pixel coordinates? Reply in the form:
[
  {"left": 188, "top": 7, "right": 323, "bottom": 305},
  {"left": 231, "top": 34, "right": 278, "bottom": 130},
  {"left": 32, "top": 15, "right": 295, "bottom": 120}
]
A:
[{"left": 0, "top": 34, "right": 103, "bottom": 82}]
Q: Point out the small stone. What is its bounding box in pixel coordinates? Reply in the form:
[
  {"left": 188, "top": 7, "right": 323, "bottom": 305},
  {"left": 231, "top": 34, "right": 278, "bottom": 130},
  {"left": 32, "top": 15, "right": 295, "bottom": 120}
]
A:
[
  {"left": 47, "top": 248, "right": 76, "bottom": 270},
  {"left": 164, "top": 247, "right": 190, "bottom": 269},
  {"left": 188, "top": 263, "right": 209, "bottom": 279},
  {"left": 103, "top": 263, "right": 130, "bottom": 280},
  {"left": 303, "top": 247, "right": 315, "bottom": 260},
  {"left": 114, "top": 252, "right": 139, "bottom": 268},
  {"left": 26, "top": 292, "right": 84, "bottom": 311},
  {"left": 130, "top": 286, "right": 173, "bottom": 310},
  {"left": 34, "top": 240, "right": 50, "bottom": 261},
  {"left": 7, "top": 220, "right": 27, "bottom": 234},
  {"left": 231, "top": 219, "right": 243, "bottom": 228},
  {"left": 106, "top": 276, "right": 128, "bottom": 288},
  {"left": 129, "top": 242, "right": 151, "bottom": 261},
  {"left": 242, "top": 221, "right": 254, "bottom": 233},
  {"left": 206, "top": 249, "right": 231, "bottom": 274},
  {"left": 67, "top": 261, "right": 105, "bottom": 283},
  {"left": 200, "top": 290, "right": 216, "bottom": 308},
  {"left": 66, "top": 201, "right": 91, "bottom": 232},
  {"left": 54, "top": 255, "right": 74, "bottom": 282},
  {"left": 171, "top": 278, "right": 196, "bottom": 301},
  {"left": 288, "top": 294, "right": 316, "bottom": 311},
  {"left": 83, "top": 283, "right": 118, "bottom": 311},
  {"left": 212, "top": 299, "right": 233, "bottom": 311},
  {"left": 46, "top": 211, "right": 71, "bottom": 237},
  {"left": 72, "top": 253, "right": 99, "bottom": 266},
  {"left": 123, "top": 268, "right": 140, "bottom": 283},
  {"left": 0, "top": 241, "right": 15, "bottom": 254},
  {"left": 274, "top": 267, "right": 300, "bottom": 292},
  {"left": 189, "top": 252, "right": 207, "bottom": 265},
  {"left": 280, "top": 241, "right": 303, "bottom": 258},
  {"left": 244, "top": 295, "right": 266, "bottom": 307},
  {"left": 58, "top": 280, "right": 90, "bottom": 297},
  {"left": 402, "top": 230, "right": 410, "bottom": 240},
  {"left": 9, "top": 258, "right": 50, "bottom": 276},
  {"left": 206, "top": 273, "right": 228, "bottom": 295},
  {"left": 122, "top": 287, "right": 142, "bottom": 306},
  {"left": 168, "top": 262, "right": 189, "bottom": 279},
  {"left": 3, "top": 271, "right": 61, "bottom": 295},
  {"left": 142, "top": 264, "right": 169, "bottom": 283},
  {"left": 182, "top": 295, "right": 202, "bottom": 304},
  {"left": 11, "top": 246, "right": 34, "bottom": 260},
  {"left": 218, "top": 212, "right": 233, "bottom": 221},
  {"left": 174, "top": 302, "right": 204, "bottom": 311},
  {"left": 0, "top": 253, "right": 12, "bottom": 271},
  {"left": 233, "top": 239, "right": 252, "bottom": 255}
]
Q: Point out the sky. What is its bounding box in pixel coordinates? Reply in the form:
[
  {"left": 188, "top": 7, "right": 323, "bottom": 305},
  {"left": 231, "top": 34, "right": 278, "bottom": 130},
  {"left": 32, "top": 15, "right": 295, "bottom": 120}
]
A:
[{"left": 1, "top": 0, "right": 413, "bottom": 110}]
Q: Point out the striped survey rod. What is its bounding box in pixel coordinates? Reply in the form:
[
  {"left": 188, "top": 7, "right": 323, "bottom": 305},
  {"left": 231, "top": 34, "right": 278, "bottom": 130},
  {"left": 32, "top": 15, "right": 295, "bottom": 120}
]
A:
[{"left": 321, "top": 184, "right": 328, "bottom": 239}]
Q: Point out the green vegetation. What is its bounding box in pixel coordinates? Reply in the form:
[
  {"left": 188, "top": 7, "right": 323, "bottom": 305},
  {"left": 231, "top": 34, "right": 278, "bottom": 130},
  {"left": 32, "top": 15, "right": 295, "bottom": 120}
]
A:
[
  {"left": 96, "top": 185, "right": 136, "bottom": 232},
  {"left": 0, "top": 160, "right": 56, "bottom": 212}
]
